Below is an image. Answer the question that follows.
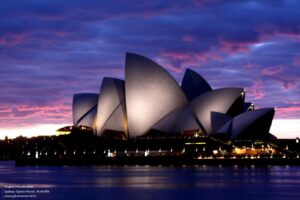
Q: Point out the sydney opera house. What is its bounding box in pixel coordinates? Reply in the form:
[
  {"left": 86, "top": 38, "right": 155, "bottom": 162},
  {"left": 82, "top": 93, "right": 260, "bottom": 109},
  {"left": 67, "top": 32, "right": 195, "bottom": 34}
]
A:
[{"left": 72, "top": 53, "right": 275, "bottom": 142}]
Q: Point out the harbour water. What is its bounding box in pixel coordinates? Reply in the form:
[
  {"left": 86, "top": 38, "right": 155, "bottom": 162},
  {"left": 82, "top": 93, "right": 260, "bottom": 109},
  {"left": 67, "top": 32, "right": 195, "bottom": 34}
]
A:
[{"left": 1, "top": 161, "right": 300, "bottom": 199}]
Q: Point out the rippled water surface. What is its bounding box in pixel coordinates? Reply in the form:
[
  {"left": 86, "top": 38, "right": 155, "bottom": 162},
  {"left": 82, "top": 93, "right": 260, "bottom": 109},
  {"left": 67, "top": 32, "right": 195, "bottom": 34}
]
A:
[{"left": 1, "top": 161, "right": 300, "bottom": 200}]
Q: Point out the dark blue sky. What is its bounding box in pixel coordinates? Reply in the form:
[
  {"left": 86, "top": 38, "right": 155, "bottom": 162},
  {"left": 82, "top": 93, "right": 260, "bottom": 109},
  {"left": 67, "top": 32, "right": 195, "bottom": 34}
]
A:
[{"left": 0, "top": 0, "right": 299, "bottom": 131}]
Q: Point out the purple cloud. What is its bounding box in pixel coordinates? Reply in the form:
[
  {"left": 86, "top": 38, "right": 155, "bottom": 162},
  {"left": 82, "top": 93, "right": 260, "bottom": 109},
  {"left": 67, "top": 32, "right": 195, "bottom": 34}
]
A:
[
  {"left": 0, "top": 0, "right": 300, "bottom": 131},
  {"left": 261, "top": 65, "right": 285, "bottom": 76}
]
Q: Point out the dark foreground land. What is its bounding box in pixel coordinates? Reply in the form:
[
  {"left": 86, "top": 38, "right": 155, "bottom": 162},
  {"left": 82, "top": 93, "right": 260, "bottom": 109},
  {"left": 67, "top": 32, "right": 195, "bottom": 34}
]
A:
[{"left": 1, "top": 130, "right": 300, "bottom": 166}]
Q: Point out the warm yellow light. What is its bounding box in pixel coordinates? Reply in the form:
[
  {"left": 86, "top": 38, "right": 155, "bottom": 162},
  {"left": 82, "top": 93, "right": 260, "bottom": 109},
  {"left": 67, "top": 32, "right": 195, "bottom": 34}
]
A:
[
  {"left": 233, "top": 147, "right": 247, "bottom": 155},
  {"left": 57, "top": 131, "right": 71, "bottom": 135},
  {"left": 213, "top": 150, "right": 218, "bottom": 154},
  {"left": 185, "top": 142, "right": 206, "bottom": 145}
]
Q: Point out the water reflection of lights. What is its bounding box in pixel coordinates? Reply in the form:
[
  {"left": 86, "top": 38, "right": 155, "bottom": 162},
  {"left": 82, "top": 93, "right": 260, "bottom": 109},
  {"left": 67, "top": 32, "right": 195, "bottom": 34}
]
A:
[
  {"left": 144, "top": 149, "right": 149, "bottom": 157},
  {"left": 95, "top": 176, "right": 170, "bottom": 189}
]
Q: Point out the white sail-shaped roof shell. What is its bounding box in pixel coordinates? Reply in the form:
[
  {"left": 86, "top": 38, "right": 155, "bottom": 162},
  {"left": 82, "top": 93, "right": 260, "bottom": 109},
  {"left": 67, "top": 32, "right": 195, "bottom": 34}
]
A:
[
  {"left": 72, "top": 93, "right": 98, "bottom": 127},
  {"left": 71, "top": 53, "right": 276, "bottom": 141},
  {"left": 102, "top": 101, "right": 127, "bottom": 134},
  {"left": 77, "top": 107, "right": 97, "bottom": 128},
  {"left": 210, "top": 112, "right": 232, "bottom": 133},
  {"left": 173, "top": 106, "right": 200, "bottom": 132},
  {"left": 181, "top": 68, "right": 212, "bottom": 101},
  {"left": 230, "top": 108, "right": 275, "bottom": 139},
  {"left": 95, "top": 78, "right": 126, "bottom": 136},
  {"left": 151, "top": 107, "right": 181, "bottom": 133},
  {"left": 125, "top": 53, "right": 188, "bottom": 137},
  {"left": 152, "top": 105, "right": 200, "bottom": 133},
  {"left": 189, "top": 88, "right": 244, "bottom": 135}
]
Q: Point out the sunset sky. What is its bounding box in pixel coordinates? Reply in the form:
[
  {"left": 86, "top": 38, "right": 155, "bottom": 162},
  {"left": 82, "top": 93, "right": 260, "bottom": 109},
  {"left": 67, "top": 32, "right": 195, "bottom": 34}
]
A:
[{"left": 0, "top": 0, "right": 299, "bottom": 139}]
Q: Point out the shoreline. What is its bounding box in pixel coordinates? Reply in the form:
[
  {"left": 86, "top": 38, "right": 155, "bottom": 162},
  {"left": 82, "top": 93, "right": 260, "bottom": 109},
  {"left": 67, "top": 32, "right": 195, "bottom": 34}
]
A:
[{"left": 14, "top": 157, "right": 300, "bottom": 166}]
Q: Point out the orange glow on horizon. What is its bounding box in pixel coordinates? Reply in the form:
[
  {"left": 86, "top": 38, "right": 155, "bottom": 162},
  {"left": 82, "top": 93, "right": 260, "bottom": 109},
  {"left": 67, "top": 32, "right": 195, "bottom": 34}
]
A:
[
  {"left": 0, "top": 124, "right": 70, "bottom": 140},
  {"left": 0, "top": 119, "right": 299, "bottom": 140},
  {"left": 270, "top": 119, "right": 300, "bottom": 139}
]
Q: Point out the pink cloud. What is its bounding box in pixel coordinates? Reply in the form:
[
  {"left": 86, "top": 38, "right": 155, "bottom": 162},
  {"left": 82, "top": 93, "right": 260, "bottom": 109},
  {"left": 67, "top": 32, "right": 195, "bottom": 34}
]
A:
[
  {"left": 246, "top": 80, "right": 265, "bottom": 99},
  {"left": 259, "top": 64, "right": 298, "bottom": 91},
  {"left": 276, "top": 106, "right": 300, "bottom": 117},
  {"left": 30, "top": 13, "right": 67, "bottom": 21},
  {"left": 162, "top": 51, "right": 223, "bottom": 63},
  {"left": 162, "top": 52, "right": 193, "bottom": 60},
  {"left": 284, "top": 101, "right": 300, "bottom": 105},
  {"left": 219, "top": 39, "right": 253, "bottom": 55},
  {"left": 243, "top": 62, "right": 260, "bottom": 69},
  {"left": 280, "top": 32, "right": 300, "bottom": 42},
  {"left": 261, "top": 65, "right": 285, "bottom": 76},
  {"left": 0, "top": 100, "right": 72, "bottom": 129},
  {"left": 0, "top": 32, "right": 31, "bottom": 46},
  {"left": 0, "top": 38, "right": 5, "bottom": 45},
  {"left": 272, "top": 76, "right": 298, "bottom": 91},
  {"left": 54, "top": 31, "right": 70, "bottom": 37},
  {"left": 181, "top": 35, "right": 196, "bottom": 43},
  {"left": 192, "top": 0, "right": 222, "bottom": 6},
  {"left": 0, "top": 111, "right": 11, "bottom": 118},
  {"left": 12, "top": 107, "right": 40, "bottom": 118},
  {"left": 0, "top": 106, "right": 10, "bottom": 112},
  {"left": 282, "top": 82, "right": 297, "bottom": 90},
  {"left": 257, "top": 23, "right": 300, "bottom": 42},
  {"left": 160, "top": 51, "right": 223, "bottom": 73},
  {"left": 292, "top": 56, "right": 300, "bottom": 67},
  {"left": 155, "top": 58, "right": 183, "bottom": 73}
]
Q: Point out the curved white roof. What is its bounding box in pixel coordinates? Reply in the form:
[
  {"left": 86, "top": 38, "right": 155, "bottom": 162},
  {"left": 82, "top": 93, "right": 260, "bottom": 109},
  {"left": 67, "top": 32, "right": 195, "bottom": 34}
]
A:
[
  {"left": 78, "top": 106, "right": 97, "bottom": 128},
  {"left": 102, "top": 101, "right": 127, "bottom": 135},
  {"left": 210, "top": 112, "right": 232, "bottom": 133},
  {"left": 181, "top": 68, "right": 212, "bottom": 101},
  {"left": 72, "top": 53, "right": 275, "bottom": 141},
  {"left": 230, "top": 108, "right": 275, "bottom": 139},
  {"left": 189, "top": 88, "right": 244, "bottom": 135},
  {"left": 125, "top": 53, "right": 188, "bottom": 137},
  {"left": 95, "top": 78, "right": 126, "bottom": 136},
  {"left": 72, "top": 93, "right": 98, "bottom": 127},
  {"left": 173, "top": 105, "right": 200, "bottom": 132},
  {"left": 152, "top": 105, "right": 201, "bottom": 133},
  {"left": 151, "top": 107, "right": 181, "bottom": 133}
]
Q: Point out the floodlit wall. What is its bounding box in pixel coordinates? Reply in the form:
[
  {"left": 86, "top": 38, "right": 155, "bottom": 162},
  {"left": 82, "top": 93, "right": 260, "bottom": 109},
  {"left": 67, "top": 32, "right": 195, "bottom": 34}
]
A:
[
  {"left": 181, "top": 68, "right": 212, "bottom": 101},
  {"left": 189, "top": 88, "right": 244, "bottom": 135},
  {"left": 95, "top": 78, "right": 126, "bottom": 136},
  {"left": 72, "top": 93, "right": 98, "bottom": 127}
]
